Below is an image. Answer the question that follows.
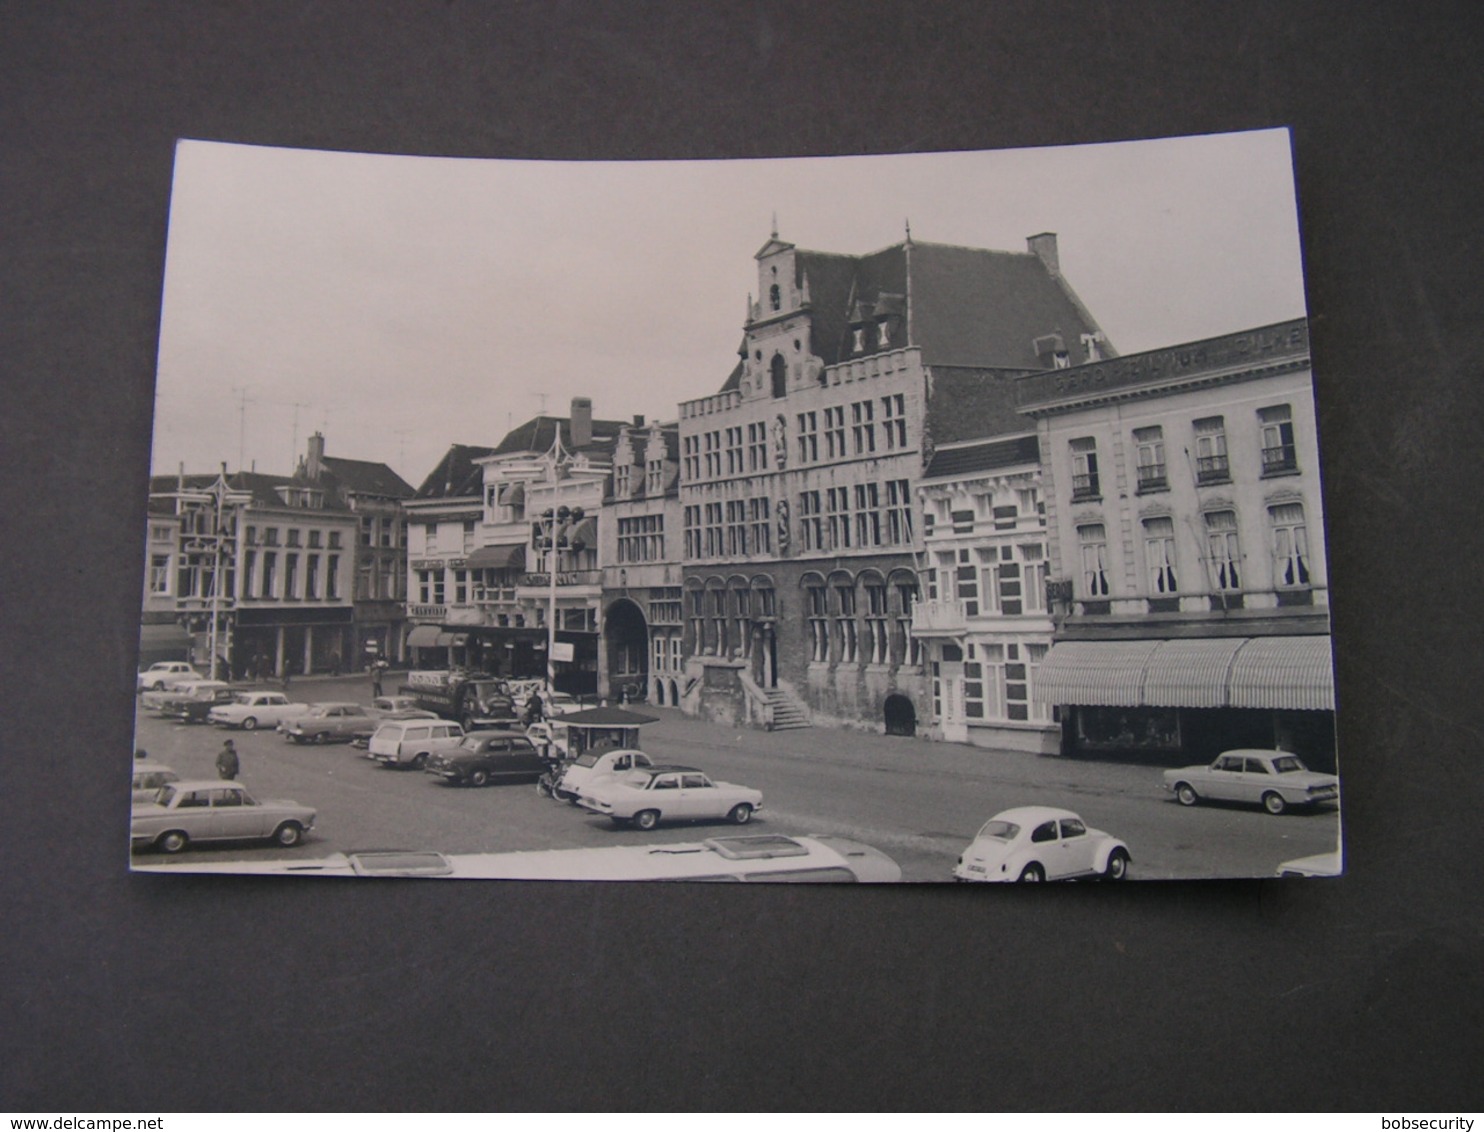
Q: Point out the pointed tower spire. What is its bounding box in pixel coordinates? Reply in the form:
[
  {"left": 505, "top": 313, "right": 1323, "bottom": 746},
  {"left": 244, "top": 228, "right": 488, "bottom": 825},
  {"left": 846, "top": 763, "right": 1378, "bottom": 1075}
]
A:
[
  {"left": 770, "top": 210, "right": 778, "bottom": 239},
  {"left": 904, "top": 217, "right": 912, "bottom": 244}
]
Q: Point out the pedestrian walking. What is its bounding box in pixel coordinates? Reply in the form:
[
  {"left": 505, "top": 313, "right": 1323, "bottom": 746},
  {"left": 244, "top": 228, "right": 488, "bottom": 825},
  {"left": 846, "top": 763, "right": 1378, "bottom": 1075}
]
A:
[
  {"left": 281, "top": 668, "right": 291, "bottom": 694},
  {"left": 371, "top": 658, "right": 385, "bottom": 699},
  {"left": 216, "top": 739, "right": 239, "bottom": 781}
]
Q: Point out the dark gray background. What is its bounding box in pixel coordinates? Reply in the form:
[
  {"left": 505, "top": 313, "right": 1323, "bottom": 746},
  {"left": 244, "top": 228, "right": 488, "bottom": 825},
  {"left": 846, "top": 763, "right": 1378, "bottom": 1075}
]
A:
[{"left": 4, "top": 0, "right": 1481, "bottom": 1111}]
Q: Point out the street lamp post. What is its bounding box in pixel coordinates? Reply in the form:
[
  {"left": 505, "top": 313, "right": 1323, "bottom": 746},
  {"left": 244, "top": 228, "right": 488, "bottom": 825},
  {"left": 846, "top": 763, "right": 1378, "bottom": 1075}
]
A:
[
  {"left": 175, "top": 465, "right": 250, "bottom": 681},
  {"left": 528, "top": 432, "right": 587, "bottom": 693}
]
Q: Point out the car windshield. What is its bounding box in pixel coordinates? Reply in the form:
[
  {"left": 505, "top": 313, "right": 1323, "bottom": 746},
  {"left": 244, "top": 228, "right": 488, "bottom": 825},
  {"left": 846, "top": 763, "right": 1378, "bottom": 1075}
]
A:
[
  {"left": 1271, "top": 755, "right": 1308, "bottom": 773},
  {"left": 574, "top": 753, "right": 600, "bottom": 768},
  {"left": 976, "top": 819, "right": 1020, "bottom": 841},
  {"left": 233, "top": 694, "right": 254, "bottom": 705},
  {"left": 156, "top": 785, "right": 179, "bottom": 806}
]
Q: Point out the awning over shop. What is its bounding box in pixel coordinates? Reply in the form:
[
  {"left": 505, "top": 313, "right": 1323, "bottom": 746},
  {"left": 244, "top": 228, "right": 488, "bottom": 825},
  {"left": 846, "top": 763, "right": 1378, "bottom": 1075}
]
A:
[
  {"left": 1228, "top": 636, "right": 1334, "bottom": 711},
  {"left": 406, "top": 625, "right": 442, "bottom": 648},
  {"left": 566, "top": 516, "right": 597, "bottom": 550},
  {"left": 1141, "top": 637, "right": 1248, "bottom": 708},
  {"left": 1034, "top": 636, "right": 1334, "bottom": 711},
  {"left": 436, "top": 631, "right": 470, "bottom": 647},
  {"left": 139, "top": 622, "right": 192, "bottom": 648},
  {"left": 466, "top": 542, "right": 527, "bottom": 571},
  {"left": 1033, "top": 640, "right": 1162, "bottom": 707},
  {"left": 498, "top": 482, "right": 525, "bottom": 508}
]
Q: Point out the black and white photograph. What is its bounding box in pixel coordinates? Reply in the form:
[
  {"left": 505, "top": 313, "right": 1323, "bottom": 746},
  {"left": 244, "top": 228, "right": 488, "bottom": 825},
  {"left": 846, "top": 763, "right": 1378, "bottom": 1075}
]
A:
[{"left": 131, "top": 130, "right": 1340, "bottom": 882}]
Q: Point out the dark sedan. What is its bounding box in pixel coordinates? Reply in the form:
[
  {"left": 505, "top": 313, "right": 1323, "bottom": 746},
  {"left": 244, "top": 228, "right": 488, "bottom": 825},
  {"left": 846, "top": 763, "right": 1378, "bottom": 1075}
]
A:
[{"left": 424, "top": 730, "right": 549, "bottom": 787}]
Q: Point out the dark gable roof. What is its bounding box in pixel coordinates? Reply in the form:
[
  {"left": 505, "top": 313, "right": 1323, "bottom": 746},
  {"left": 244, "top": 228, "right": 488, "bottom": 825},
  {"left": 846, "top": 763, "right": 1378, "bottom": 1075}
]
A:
[
  {"left": 489, "top": 415, "right": 626, "bottom": 459},
  {"left": 318, "top": 456, "right": 414, "bottom": 499},
  {"left": 925, "top": 366, "right": 1041, "bottom": 446},
  {"left": 907, "top": 241, "right": 1104, "bottom": 369},
  {"left": 413, "top": 444, "right": 499, "bottom": 499},
  {"left": 148, "top": 471, "right": 349, "bottom": 511},
  {"left": 925, "top": 434, "right": 1041, "bottom": 480},
  {"left": 722, "top": 236, "right": 1108, "bottom": 392}
]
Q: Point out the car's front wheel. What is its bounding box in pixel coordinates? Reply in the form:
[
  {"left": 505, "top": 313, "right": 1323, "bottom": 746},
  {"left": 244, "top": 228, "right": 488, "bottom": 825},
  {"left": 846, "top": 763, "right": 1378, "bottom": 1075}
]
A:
[
  {"left": 241, "top": 716, "right": 258, "bottom": 731},
  {"left": 411, "top": 753, "right": 429, "bottom": 771},
  {"left": 468, "top": 769, "right": 489, "bottom": 787},
  {"left": 633, "top": 809, "right": 661, "bottom": 832},
  {"left": 312, "top": 731, "right": 328, "bottom": 745},
  {"left": 273, "top": 821, "right": 305, "bottom": 847},
  {"left": 1174, "top": 783, "right": 1199, "bottom": 807},
  {"left": 1018, "top": 863, "right": 1045, "bottom": 883},
  {"left": 1103, "top": 848, "right": 1130, "bottom": 881},
  {"left": 156, "top": 830, "right": 189, "bottom": 854},
  {"left": 1262, "top": 791, "right": 1287, "bottom": 816},
  {"left": 727, "top": 803, "right": 754, "bottom": 825}
]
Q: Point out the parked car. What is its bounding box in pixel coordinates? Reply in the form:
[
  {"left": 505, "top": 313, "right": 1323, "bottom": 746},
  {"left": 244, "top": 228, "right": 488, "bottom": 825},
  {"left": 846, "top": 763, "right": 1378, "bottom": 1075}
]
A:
[
  {"left": 953, "top": 806, "right": 1131, "bottom": 883},
  {"left": 368, "top": 718, "right": 466, "bottom": 769},
  {"left": 141, "top": 678, "right": 228, "bottom": 713},
  {"left": 576, "top": 764, "right": 763, "bottom": 831},
  {"left": 279, "top": 702, "right": 374, "bottom": 744},
  {"left": 159, "top": 683, "right": 241, "bottom": 724},
  {"left": 523, "top": 719, "right": 570, "bottom": 761},
  {"left": 548, "top": 747, "right": 654, "bottom": 803},
  {"left": 207, "top": 691, "right": 304, "bottom": 731},
  {"left": 349, "top": 699, "right": 441, "bottom": 747},
  {"left": 1163, "top": 749, "right": 1340, "bottom": 815},
  {"left": 131, "top": 761, "right": 180, "bottom": 804},
  {"left": 130, "top": 780, "right": 317, "bottom": 854},
  {"left": 137, "top": 662, "right": 200, "bottom": 692},
  {"left": 425, "top": 730, "right": 548, "bottom": 787}
]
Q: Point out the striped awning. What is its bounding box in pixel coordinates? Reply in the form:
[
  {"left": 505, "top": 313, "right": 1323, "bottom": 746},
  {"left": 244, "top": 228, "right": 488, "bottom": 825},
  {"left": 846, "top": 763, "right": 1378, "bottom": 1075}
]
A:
[
  {"left": 1229, "top": 636, "right": 1335, "bottom": 711},
  {"left": 1035, "top": 635, "right": 1335, "bottom": 711},
  {"left": 1141, "top": 637, "right": 1248, "bottom": 708},
  {"left": 1033, "top": 640, "right": 1162, "bottom": 706},
  {"left": 566, "top": 516, "right": 597, "bottom": 550}
]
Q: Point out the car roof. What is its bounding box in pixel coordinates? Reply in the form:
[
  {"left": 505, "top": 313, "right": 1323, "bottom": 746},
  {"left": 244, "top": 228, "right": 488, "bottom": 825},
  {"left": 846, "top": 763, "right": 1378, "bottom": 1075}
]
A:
[
  {"left": 638, "top": 764, "right": 702, "bottom": 775},
  {"left": 166, "top": 779, "right": 246, "bottom": 791},
  {"left": 986, "top": 805, "right": 1081, "bottom": 825},
  {"left": 132, "top": 761, "right": 175, "bottom": 774},
  {"left": 1218, "top": 748, "right": 1290, "bottom": 758},
  {"left": 309, "top": 701, "right": 362, "bottom": 709}
]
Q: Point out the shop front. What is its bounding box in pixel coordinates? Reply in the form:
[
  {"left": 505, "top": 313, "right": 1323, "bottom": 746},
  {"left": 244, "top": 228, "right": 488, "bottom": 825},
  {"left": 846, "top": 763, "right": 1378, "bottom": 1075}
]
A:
[{"left": 1035, "top": 635, "right": 1336, "bottom": 772}]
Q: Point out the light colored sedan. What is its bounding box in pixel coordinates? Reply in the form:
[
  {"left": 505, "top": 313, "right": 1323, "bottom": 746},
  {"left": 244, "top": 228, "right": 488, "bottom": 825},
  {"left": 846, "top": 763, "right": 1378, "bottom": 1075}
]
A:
[
  {"left": 137, "top": 662, "right": 200, "bottom": 692},
  {"left": 130, "top": 780, "right": 317, "bottom": 854},
  {"left": 577, "top": 764, "right": 762, "bottom": 831},
  {"left": 208, "top": 691, "right": 305, "bottom": 731},
  {"left": 131, "top": 761, "right": 180, "bottom": 804},
  {"left": 279, "top": 702, "right": 373, "bottom": 744},
  {"left": 953, "top": 806, "right": 1131, "bottom": 883},
  {"left": 1163, "top": 749, "right": 1339, "bottom": 815}
]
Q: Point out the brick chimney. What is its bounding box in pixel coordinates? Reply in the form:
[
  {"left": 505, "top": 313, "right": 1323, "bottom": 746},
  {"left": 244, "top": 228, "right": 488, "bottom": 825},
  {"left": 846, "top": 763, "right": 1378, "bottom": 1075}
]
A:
[
  {"left": 1027, "top": 232, "right": 1059, "bottom": 276},
  {"left": 306, "top": 432, "right": 326, "bottom": 479},
  {"left": 570, "top": 397, "right": 593, "bottom": 449}
]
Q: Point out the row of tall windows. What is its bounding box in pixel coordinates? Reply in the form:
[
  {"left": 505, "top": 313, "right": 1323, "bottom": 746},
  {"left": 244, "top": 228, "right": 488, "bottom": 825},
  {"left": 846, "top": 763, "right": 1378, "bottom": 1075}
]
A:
[
  {"left": 616, "top": 514, "right": 665, "bottom": 563},
  {"left": 924, "top": 544, "right": 1048, "bottom": 616},
  {"left": 799, "top": 480, "right": 913, "bottom": 553},
  {"left": 243, "top": 525, "right": 344, "bottom": 550},
  {"left": 1072, "top": 403, "right": 1300, "bottom": 499},
  {"left": 933, "top": 641, "right": 1050, "bottom": 724},
  {"left": 802, "top": 577, "right": 920, "bottom": 666},
  {"left": 240, "top": 551, "right": 340, "bottom": 601},
  {"left": 686, "top": 584, "right": 779, "bottom": 659},
  {"left": 1076, "top": 502, "right": 1312, "bottom": 601}
]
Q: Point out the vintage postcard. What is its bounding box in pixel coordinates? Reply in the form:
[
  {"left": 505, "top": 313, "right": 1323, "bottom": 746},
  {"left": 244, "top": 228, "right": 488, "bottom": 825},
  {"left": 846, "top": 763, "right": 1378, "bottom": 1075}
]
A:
[{"left": 132, "top": 131, "right": 1339, "bottom": 882}]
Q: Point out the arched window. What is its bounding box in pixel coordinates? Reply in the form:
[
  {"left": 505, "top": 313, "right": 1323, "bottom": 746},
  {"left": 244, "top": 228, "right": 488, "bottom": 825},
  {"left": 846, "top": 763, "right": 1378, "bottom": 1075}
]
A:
[
  {"left": 769, "top": 283, "right": 781, "bottom": 311},
  {"left": 828, "top": 570, "right": 858, "bottom": 665},
  {"left": 888, "top": 568, "right": 921, "bottom": 666},
  {"left": 801, "top": 572, "right": 828, "bottom": 664},
  {"left": 770, "top": 354, "right": 787, "bottom": 399}
]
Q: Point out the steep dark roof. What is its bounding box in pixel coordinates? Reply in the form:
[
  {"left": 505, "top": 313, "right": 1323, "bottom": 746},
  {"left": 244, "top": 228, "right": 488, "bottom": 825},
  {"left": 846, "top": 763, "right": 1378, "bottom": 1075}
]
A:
[
  {"left": 924, "top": 434, "right": 1041, "bottom": 480},
  {"left": 925, "top": 366, "right": 1041, "bottom": 446},
  {"left": 148, "top": 472, "right": 350, "bottom": 511},
  {"left": 318, "top": 456, "right": 414, "bottom": 499},
  {"left": 413, "top": 444, "right": 499, "bottom": 500},
  {"left": 723, "top": 235, "right": 1110, "bottom": 394},
  {"left": 489, "top": 415, "right": 626, "bottom": 459}
]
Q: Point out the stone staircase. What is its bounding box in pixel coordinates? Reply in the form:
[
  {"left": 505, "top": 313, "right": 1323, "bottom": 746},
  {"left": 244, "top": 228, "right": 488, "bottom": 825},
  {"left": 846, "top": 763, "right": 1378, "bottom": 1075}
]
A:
[{"left": 764, "top": 686, "right": 811, "bottom": 731}]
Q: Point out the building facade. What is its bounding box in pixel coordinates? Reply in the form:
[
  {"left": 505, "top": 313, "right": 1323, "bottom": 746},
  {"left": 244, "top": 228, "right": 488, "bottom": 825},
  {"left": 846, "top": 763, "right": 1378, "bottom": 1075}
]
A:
[
  {"left": 677, "top": 228, "right": 1110, "bottom": 734},
  {"left": 144, "top": 469, "right": 358, "bottom": 679},
  {"left": 912, "top": 434, "right": 1060, "bottom": 752},
  {"left": 598, "top": 419, "right": 684, "bottom": 705},
  {"left": 1018, "top": 318, "right": 1336, "bottom": 770}
]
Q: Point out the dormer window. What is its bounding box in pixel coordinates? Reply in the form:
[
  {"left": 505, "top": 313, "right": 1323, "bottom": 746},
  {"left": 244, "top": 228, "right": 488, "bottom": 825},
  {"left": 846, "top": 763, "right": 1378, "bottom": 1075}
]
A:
[
  {"left": 877, "top": 320, "right": 890, "bottom": 347},
  {"left": 853, "top": 327, "right": 866, "bottom": 353},
  {"left": 769, "top": 284, "right": 781, "bottom": 311}
]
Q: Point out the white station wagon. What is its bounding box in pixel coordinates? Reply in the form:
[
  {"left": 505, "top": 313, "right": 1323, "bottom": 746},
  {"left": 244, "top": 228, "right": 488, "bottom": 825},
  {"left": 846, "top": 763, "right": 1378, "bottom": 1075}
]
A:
[{"left": 207, "top": 691, "right": 304, "bottom": 731}]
